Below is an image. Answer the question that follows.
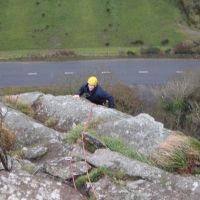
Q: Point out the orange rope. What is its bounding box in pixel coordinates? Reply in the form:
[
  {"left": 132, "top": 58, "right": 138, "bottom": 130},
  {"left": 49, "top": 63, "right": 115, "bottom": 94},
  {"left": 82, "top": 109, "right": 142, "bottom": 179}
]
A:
[
  {"left": 70, "top": 158, "right": 77, "bottom": 190},
  {"left": 67, "top": 104, "right": 98, "bottom": 199},
  {"left": 81, "top": 104, "right": 98, "bottom": 200},
  {"left": 66, "top": 156, "right": 77, "bottom": 191}
]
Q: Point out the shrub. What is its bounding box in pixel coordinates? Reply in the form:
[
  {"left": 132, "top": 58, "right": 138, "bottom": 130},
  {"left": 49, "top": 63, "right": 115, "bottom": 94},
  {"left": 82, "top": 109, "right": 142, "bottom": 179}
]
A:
[
  {"left": 106, "top": 8, "right": 111, "bottom": 13},
  {"left": 41, "top": 13, "right": 46, "bottom": 17},
  {"left": 161, "top": 39, "right": 169, "bottom": 46},
  {"left": 141, "top": 47, "right": 161, "bottom": 54},
  {"left": 184, "top": 89, "right": 200, "bottom": 138},
  {"left": 105, "top": 42, "right": 110, "bottom": 46},
  {"left": 152, "top": 71, "right": 200, "bottom": 103},
  {"left": 165, "top": 48, "right": 171, "bottom": 54},
  {"left": 45, "top": 25, "right": 49, "bottom": 30},
  {"left": 130, "top": 40, "right": 144, "bottom": 46},
  {"left": 160, "top": 98, "right": 186, "bottom": 114},
  {"left": 106, "top": 83, "right": 142, "bottom": 115},
  {"left": 178, "top": 0, "right": 200, "bottom": 28},
  {"left": 148, "top": 71, "right": 200, "bottom": 133},
  {"left": 192, "top": 43, "right": 200, "bottom": 54},
  {"left": 173, "top": 43, "right": 193, "bottom": 54},
  {"left": 127, "top": 51, "right": 135, "bottom": 56}
]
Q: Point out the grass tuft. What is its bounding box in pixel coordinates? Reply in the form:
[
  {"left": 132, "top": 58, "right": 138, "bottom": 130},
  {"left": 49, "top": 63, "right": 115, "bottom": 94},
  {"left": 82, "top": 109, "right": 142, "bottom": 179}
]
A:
[
  {"left": 75, "top": 166, "right": 125, "bottom": 188},
  {"left": 4, "top": 96, "right": 35, "bottom": 118},
  {"left": 66, "top": 125, "right": 84, "bottom": 144},
  {"left": 152, "top": 132, "right": 200, "bottom": 174},
  {"left": 100, "top": 135, "right": 150, "bottom": 164}
]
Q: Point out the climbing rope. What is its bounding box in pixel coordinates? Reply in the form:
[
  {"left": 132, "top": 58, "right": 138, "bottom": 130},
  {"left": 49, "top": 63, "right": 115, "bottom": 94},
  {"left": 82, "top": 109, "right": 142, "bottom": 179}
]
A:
[
  {"left": 67, "top": 104, "right": 98, "bottom": 199},
  {"left": 66, "top": 156, "right": 77, "bottom": 190},
  {"left": 81, "top": 104, "right": 98, "bottom": 199}
]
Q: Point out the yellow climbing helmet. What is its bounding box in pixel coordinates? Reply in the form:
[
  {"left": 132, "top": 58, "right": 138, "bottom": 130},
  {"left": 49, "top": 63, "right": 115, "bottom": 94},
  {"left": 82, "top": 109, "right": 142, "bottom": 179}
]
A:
[{"left": 87, "top": 76, "right": 98, "bottom": 86}]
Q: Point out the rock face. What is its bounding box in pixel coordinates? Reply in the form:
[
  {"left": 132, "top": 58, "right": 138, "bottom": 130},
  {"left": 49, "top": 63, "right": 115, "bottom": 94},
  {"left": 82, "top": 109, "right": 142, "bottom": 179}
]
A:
[
  {"left": 0, "top": 171, "right": 85, "bottom": 200},
  {"left": 88, "top": 176, "right": 190, "bottom": 200},
  {"left": 1, "top": 92, "right": 200, "bottom": 200},
  {"left": 14, "top": 92, "right": 171, "bottom": 156},
  {"left": 44, "top": 158, "right": 91, "bottom": 180},
  {"left": 0, "top": 102, "right": 62, "bottom": 147},
  {"left": 96, "top": 113, "right": 171, "bottom": 156},
  {"left": 87, "top": 149, "right": 200, "bottom": 200},
  {"left": 22, "top": 146, "right": 48, "bottom": 160}
]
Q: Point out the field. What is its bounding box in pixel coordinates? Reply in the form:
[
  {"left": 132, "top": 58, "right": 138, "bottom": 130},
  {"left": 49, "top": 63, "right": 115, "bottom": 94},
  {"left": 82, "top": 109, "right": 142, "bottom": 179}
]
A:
[{"left": 0, "top": 0, "right": 184, "bottom": 51}]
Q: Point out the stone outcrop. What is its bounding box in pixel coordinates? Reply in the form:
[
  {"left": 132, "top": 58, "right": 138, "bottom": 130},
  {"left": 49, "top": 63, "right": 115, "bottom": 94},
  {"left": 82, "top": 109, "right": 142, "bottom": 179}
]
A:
[
  {"left": 13, "top": 92, "right": 171, "bottom": 156},
  {"left": 1, "top": 92, "right": 200, "bottom": 200},
  {"left": 0, "top": 171, "right": 85, "bottom": 200},
  {"left": 0, "top": 102, "right": 62, "bottom": 147},
  {"left": 87, "top": 149, "right": 200, "bottom": 200},
  {"left": 88, "top": 176, "right": 191, "bottom": 200}
]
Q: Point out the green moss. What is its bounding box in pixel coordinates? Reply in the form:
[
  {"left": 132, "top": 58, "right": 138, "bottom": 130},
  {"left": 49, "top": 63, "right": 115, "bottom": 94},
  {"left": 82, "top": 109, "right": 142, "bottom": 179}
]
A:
[
  {"left": 20, "top": 163, "right": 36, "bottom": 174},
  {"left": 75, "top": 167, "right": 126, "bottom": 188},
  {"left": 44, "top": 117, "right": 58, "bottom": 128},
  {"left": 10, "top": 149, "right": 23, "bottom": 159}
]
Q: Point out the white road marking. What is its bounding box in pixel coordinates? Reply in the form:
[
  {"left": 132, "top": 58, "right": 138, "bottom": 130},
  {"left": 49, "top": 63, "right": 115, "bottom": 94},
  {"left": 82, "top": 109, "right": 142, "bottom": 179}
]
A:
[
  {"left": 138, "top": 70, "right": 149, "bottom": 74},
  {"left": 27, "top": 72, "right": 37, "bottom": 76},
  {"left": 176, "top": 70, "right": 185, "bottom": 74},
  {"left": 101, "top": 71, "right": 111, "bottom": 74},
  {"left": 64, "top": 72, "right": 74, "bottom": 75}
]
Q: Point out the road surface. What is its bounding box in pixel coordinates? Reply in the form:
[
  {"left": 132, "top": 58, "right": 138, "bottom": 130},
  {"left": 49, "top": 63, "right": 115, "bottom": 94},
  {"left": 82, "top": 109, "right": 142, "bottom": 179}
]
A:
[{"left": 0, "top": 58, "right": 199, "bottom": 87}]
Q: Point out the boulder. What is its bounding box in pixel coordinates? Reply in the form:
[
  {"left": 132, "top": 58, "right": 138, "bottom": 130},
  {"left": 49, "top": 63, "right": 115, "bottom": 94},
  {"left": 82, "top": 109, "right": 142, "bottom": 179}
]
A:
[
  {"left": 44, "top": 157, "right": 91, "bottom": 180},
  {"left": 96, "top": 113, "right": 171, "bottom": 156},
  {"left": 0, "top": 171, "right": 85, "bottom": 200},
  {"left": 88, "top": 176, "right": 191, "bottom": 200},
  {"left": 0, "top": 102, "right": 63, "bottom": 147},
  {"left": 87, "top": 149, "right": 200, "bottom": 199},
  {"left": 22, "top": 145, "right": 48, "bottom": 160}
]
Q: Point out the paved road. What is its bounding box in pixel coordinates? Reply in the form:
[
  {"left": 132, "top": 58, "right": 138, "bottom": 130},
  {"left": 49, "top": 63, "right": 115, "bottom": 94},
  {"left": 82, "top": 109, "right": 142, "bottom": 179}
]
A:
[{"left": 0, "top": 58, "right": 199, "bottom": 87}]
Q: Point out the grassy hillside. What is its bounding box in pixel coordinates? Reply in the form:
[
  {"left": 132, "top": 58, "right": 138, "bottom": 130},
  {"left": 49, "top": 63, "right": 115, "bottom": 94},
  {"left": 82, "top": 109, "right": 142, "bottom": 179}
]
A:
[{"left": 0, "top": 0, "right": 184, "bottom": 51}]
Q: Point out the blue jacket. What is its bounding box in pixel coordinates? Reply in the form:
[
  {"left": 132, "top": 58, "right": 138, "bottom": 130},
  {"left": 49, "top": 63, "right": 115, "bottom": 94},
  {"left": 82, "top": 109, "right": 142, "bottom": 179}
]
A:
[{"left": 79, "top": 83, "right": 115, "bottom": 108}]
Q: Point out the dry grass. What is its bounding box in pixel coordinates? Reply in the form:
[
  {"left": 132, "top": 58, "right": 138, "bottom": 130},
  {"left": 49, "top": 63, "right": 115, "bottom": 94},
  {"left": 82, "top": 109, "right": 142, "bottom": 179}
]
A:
[
  {"left": 153, "top": 131, "right": 200, "bottom": 173},
  {"left": 147, "top": 71, "right": 200, "bottom": 136},
  {"left": 4, "top": 95, "right": 18, "bottom": 105},
  {"left": 152, "top": 70, "right": 200, "bottom": 101},
  {"left": 0, "top": 126, "right": 16, "bottom": 152},
  {"left": 4, "top": 95, "right": 35, "bottom": 118}
]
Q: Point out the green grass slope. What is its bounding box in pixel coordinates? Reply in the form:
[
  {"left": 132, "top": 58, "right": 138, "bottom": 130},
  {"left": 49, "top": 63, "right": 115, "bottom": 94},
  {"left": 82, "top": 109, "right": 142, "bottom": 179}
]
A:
[{"left": 0, "top": 0, "right": 184, "bottom": 51}]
